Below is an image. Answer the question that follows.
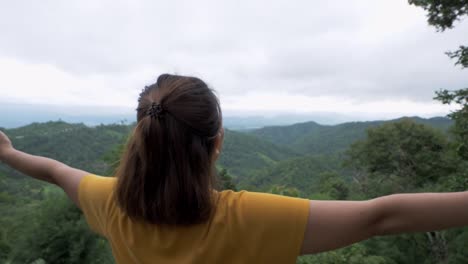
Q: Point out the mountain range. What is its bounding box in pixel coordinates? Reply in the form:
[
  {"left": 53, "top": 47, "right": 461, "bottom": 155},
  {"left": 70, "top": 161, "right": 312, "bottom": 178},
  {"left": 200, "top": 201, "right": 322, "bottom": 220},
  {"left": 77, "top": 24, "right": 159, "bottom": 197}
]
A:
[{"left": 0, "top": 116, "right": 453, "bottom": 192}]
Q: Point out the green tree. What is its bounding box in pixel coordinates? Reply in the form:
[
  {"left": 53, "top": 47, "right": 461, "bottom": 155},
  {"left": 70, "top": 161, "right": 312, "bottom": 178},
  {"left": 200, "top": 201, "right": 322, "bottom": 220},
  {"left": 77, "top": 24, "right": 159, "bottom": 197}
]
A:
[
  {"left": 409, "top": 0, "right": 468, "bottom": 163},
  {"left": 297, "top": 243, "right": 392, "bottom": 264},
  {"left": 345, "top": 119, "right": 466, "bottom": 263},
  {"left": 217, "top": 168, "right": 237, "bottom": 191},
  {"left": 409, "top": 0, "right": 468, "bottom": 68},
  {"left": 268, "top": 185, "right": 300, "bottom": 197},
  {"left": 318, "top": 172, "right": 349, "bottom": 200},
  {"left": 9, "top": 191, "right": 113, "bottom": 264},
  {"left": 435, "top": 89, "right": 468, "bottom": 160},
  {"left": 346, "top": 119, "right": 455, "bottom": 196}
]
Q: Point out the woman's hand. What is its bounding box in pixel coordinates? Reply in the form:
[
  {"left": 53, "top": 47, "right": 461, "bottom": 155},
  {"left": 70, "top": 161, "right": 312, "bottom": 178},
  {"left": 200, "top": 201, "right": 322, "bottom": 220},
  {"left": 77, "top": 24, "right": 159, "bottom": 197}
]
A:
[{"left": 0, "top": 130, "right": 13, "bottom": 160}]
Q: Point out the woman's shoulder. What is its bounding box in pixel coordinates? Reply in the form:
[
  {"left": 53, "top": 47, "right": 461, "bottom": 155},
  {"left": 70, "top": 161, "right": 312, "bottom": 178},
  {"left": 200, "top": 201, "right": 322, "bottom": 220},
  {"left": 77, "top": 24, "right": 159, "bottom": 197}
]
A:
[
  {"left": 216, "top": 189, "right": 307, "bottom": 201},
  {"left": 215, "top": 189, "right": 247, "bottom": 203},
  {"left": 78, "top": 174, "right": 117, "bottom": 212},
  {"left": 215, "top": 190, "right": 309, "bottom": 212}
]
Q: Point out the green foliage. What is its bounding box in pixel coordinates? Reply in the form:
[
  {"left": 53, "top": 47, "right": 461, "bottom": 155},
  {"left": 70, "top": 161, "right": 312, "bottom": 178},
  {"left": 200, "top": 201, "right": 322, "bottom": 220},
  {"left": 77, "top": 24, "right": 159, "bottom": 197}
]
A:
[
  {"left": 446, "top": 46, "right": 468, "bottom": 68},
  {"left": 268, "top": 185, "right": 300, "bottom": 197},
  {"left": 409, "top": 3, "right": 468, "bottom": 201},
  {"left": 252, "top": 120, "right": 378, "bottom": 155},
  {"left": 101, "top": 134, "right": 129, "bottom": 175},
  {"left": 408, "top": 0, "right": 468, "bottom": 31},
  {"left": 252, "top": 121, "right": 323, "bottom": 146},
  {"left": 345, "top": 119, "right": 468, "bottom": 263},
  {"left": 0, "top": 122, "right": 128, "bottom": 263},
  {"left": 217, "top": 129, "right": 298, "bottom": 178},
  {"left": 297, "top": 243, "right": 393, "bottom": 264},
  {"left": 217, "top": 168, "right": 237, "bottom": 191},
  {"left": 10, "top": 192, "right": 113, "bottom": 263},
  {"left": 409, "top": 0, "right": 468, "bottom": 67},
  {"left": 239, "top": 154, "right": 344, "bottom": 193},
  {"left": 435, "top": 88, "right": 468, "bottom": 160},
  {"left": 1, "top": 121, "right": 132, "bottom": 176},
  {"left": 251, "top": 117, "right": 453, "bottom": 156},
  {"left": 345, "top": 119, "right": 455, "bottom": 196},
  {"left": 1, "top": 188, "right": 114, "bottom": 264},
  {"left": 1, "top": 116, "right": 466, "bottom": 263},
  {"left": 317, "top": 172, "right": 349, "bottom": 200},
  {"left": 0, "top": 228, "right": 11, "bottom": 261}
]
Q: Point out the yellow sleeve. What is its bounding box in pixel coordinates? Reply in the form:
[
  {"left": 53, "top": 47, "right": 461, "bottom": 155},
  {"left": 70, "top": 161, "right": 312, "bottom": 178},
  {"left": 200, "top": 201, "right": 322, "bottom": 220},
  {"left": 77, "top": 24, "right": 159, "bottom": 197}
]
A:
[
  {"left": 78, "top": 174, "right": 115, "bottom": 237},
  {"left": 234, "top": 191, "right": 310, "bottom": 263}
]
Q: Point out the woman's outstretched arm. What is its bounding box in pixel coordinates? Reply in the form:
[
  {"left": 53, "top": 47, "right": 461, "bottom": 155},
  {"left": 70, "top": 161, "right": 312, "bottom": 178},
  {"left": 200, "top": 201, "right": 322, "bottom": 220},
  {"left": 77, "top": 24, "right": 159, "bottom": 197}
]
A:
[
  {"left": 0, "top": 130, "right": 89, "bottom": 207},
  {"left": 301, "top": 191, "right": 468, "bottom": 255}
]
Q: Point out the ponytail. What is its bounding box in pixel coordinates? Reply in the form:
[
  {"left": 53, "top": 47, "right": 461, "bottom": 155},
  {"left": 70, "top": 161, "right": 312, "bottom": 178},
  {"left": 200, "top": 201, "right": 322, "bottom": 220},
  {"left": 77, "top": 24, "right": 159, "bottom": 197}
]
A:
[{"left": 115, "top": 74, "right": 221, "bottom": 225}]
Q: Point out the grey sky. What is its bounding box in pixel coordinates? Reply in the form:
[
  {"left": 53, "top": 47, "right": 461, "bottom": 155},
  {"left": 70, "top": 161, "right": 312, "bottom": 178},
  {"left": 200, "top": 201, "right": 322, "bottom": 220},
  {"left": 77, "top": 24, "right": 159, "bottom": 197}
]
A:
[{"left": 0, "top": 0, "right": 467, "bottom": 118}]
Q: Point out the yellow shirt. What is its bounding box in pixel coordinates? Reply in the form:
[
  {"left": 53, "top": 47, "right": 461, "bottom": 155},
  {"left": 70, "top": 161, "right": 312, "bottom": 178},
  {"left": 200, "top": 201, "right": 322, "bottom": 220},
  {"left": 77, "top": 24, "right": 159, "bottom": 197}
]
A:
[{"left": 78, "top": 174, "right": 310, "bottom": 264}]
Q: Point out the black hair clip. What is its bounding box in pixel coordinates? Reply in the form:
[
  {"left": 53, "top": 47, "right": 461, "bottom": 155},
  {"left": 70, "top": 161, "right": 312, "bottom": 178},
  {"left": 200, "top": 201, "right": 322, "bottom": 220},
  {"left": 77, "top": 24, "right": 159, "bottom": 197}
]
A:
[{"left": 147, "top": 102, "right": 164, "bottom": 119}]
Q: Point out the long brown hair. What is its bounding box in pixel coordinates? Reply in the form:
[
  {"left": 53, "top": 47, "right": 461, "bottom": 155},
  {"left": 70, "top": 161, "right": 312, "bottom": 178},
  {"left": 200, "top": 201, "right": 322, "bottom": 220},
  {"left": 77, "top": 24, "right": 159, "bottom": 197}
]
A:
[{"left": 115, "top": 74, "right": 222, "bottom": 225}]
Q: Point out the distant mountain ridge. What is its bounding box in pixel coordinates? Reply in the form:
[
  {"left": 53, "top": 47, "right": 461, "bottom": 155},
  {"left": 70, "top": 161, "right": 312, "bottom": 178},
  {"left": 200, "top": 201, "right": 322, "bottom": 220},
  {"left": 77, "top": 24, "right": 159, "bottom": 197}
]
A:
[
  {"left": 0, "top": 102, "right": 452, "bottom": 129},
  {"left": 0, "top": 121, "right": 298, "bottom": 181},
  {"left": 1, "top": 121, "right": 132, "bottom": 175},
  {"left": 249, "top": 116, "right": 453, "bottom": 155},
  {"left": 0, "top": 116, "right": 454, "bottom": 191},
  {"left": 218, "top": 129, "right": 298, "bottom": 178}
]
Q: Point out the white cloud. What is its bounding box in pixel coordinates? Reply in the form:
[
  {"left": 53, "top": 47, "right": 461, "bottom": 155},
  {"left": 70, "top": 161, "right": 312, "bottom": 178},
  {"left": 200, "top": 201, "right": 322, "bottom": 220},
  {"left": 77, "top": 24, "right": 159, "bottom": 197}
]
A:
[
  {"left": 0, "top": 0, "right": 467, "bottom": 119},
  {"left": 221, "top": 91, "right": 457, "bottom": 117}
]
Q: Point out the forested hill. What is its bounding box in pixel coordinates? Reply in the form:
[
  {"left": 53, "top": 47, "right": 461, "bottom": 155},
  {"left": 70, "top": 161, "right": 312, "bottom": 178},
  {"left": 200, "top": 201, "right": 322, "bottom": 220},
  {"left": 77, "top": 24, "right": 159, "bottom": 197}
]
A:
[
  {"left": 0, "top": 117, "right": 453, "bottom": 181},
  {"left": 217, "top": 129, "right": 298, "bottom": 177},
  {"left": 0, "top": 122, "right": 136, "bottom": 263},
  {"left": 0, "top": 117, "right": 452, "bottom": 180},
  {"left": 1, "top": 116, "right": 467, "bottom": 264},
  {"left": 0, "top": 117, "right": 455, "bottom": 193},
  {"left": 0, "top": 121, "right": 297, "bottom": 179},
  {"left": 2, "top": 121, "right": 132, "bottom": 174},
  {"left": 249, "top": 116, "right": 453, "bottom": 155}
]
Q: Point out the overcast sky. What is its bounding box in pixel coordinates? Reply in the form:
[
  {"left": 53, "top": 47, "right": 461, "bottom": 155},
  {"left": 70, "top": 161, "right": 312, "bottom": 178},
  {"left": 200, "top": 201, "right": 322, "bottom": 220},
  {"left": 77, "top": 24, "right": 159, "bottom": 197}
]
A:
[{"left": 1, "top": 0, "right": 467, "bottom": 119}]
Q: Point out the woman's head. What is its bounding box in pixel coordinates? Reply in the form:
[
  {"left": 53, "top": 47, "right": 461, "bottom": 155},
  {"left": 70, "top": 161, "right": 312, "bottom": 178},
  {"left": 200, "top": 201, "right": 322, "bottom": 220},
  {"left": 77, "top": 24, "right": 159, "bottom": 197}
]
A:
[{"left": 115, "top": 74, "right": 223, "bottom": 225}]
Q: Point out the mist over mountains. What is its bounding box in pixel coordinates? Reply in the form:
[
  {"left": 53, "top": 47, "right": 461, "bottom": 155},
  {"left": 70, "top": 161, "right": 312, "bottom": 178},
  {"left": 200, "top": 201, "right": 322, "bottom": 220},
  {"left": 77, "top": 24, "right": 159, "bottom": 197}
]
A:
[
  {"left": 0, "top": 102, "right": 452, "bottom": 129},
  {"left": 0, "top": 102, "right": 135, "bottom": 128}
]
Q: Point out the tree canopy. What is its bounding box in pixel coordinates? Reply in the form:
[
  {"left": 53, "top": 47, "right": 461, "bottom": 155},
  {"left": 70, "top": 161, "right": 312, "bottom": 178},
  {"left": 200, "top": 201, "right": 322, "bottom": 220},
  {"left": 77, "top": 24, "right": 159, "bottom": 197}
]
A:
[{"left": 409, "top": 0, "right": 468, "bottom": 67}]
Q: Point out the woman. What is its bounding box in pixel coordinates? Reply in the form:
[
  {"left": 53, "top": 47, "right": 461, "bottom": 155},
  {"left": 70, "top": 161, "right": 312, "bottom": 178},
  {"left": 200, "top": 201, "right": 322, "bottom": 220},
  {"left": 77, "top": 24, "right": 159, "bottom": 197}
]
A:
[{"left": 0, "top": 74, "right": 467, "bottom": 263}]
